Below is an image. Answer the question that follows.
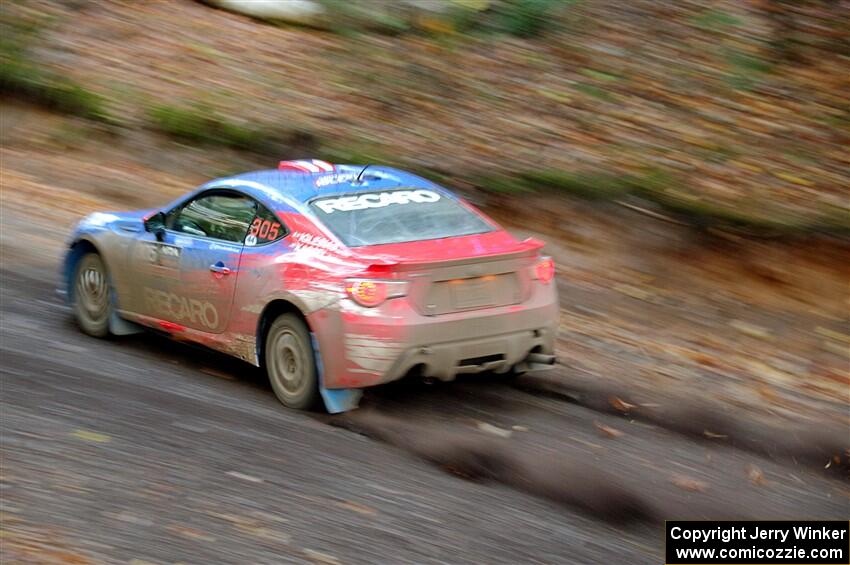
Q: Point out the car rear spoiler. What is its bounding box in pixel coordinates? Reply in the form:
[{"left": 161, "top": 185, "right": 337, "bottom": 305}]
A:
[{"left": 361, "top": 237, "right": 545, "bottom": 274}]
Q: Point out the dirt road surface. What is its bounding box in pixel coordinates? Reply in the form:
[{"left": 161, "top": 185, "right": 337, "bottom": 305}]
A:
[{"left": 2, "top": 262, "right": 847, "bottom": 564}]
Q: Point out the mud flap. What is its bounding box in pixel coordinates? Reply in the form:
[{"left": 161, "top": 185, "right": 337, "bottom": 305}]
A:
[
  {"left": 107, "top": 274, "right": 143, "bottom": 336},
  {"left": 62, "top": 258, "right": 143, "bottom": 336},
  {"left": 109, "top": 310, "right": 144, "bottom": 336},
  {"left": 312, "top": 333, "right": 362, "bottom": 413}
]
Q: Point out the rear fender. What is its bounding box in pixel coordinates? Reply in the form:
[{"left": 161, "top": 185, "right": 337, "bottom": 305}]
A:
[{"left": 253, "top": 294, "right": 361, "bottom": 413}]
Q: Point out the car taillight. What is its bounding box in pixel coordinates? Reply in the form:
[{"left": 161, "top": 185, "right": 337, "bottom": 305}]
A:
[
  {"left": 345, "top": 279, "right": 408, "bottom": 307},
  {"left": 533, "top": 257, "right": 555, "bottom": 284}
]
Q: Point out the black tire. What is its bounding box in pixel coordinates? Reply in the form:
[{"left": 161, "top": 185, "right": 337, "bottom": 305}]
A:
[
  {"left": 264, "top": 313, "right": 319, "bottom": 410},
  {"left": 72, "top": 252, "right": 112, "bottom": 338}
]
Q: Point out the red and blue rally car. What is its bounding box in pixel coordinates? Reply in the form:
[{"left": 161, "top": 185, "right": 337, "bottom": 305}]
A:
[{"left": 62, "top": 160, "right": 558, "bottom": 412}]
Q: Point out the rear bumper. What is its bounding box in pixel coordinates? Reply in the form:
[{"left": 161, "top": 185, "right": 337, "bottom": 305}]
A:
[
  {"left": 310, "top": 282, "right": 558, "bottom": 388},
  {"left": 386, "top": 326, "right": 555, "bottom": 382}
]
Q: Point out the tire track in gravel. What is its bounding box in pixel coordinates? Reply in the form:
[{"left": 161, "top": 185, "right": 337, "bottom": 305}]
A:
[
  {"left": 327, "top": 410, "right": 656, "bottom": 524},
  {"left": 321, "top": 377, "right": 848, "bottom": 527},
  {"left": 512, "top": 372, "right": 850, "bottom": 477}
]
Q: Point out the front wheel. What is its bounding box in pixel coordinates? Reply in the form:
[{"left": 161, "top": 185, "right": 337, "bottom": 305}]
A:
[
  {"left": 72, "top": 252, "right": 112, "bottom": 338},
  {"left": 265, "top": 313, "right": 319, "bottom": 410}
]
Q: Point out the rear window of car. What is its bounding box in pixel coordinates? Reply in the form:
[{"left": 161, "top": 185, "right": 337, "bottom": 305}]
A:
[{"left": 308, "top": 188, "right": 494, "bottom": 247}]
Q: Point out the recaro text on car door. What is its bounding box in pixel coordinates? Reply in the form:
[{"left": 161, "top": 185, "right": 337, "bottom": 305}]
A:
[{"left": 134, "top": 190, "right": 255, "bottom": 333}]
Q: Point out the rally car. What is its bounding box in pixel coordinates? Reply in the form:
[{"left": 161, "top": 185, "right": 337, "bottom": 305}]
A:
[{"left": 62, "top": 160, "right": 559, "bottom": 412}]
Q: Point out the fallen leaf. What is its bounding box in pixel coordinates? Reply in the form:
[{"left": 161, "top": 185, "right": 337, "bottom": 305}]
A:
[
  {"left": 104, "top": 511, "right": 153, "bottom": 526},
  {"left": 168, "top": 524, "right": 216, "bottom": 542},
  {"left": 816, "top": 326, "right": 850, "bottom": 343},
  {"left": 822, "top": 341, "right": 849, "bottom": 356},
  {"left": 477, "top": 422, "right": 512, "bottom": 438},
  {"left": 756, "top": 384, "right": 778, "bottom": 403},
  {"left": 70, "top": 430, "right": 111, "bottom": 443},
  {"left": 672, "top": 475, "right": 709, "bottom": 492},
  {"left": 303, "top": 548, "right": 341, "bottom": 565},
  {"left": 729, "top": 320, "right": 771, "bottom": 340},
  {"left": 686, "top": 351, "right": 720, "bottom": 367},
  {"left": 336, "top": 500, "right": 377, "bottom": 516},
  {"left": 200, "top": 367, "right": 234, "bottom": 380},
  {"left": 774, "top": 171, "right": 814, "bottom": 186},
  {"left": 747, "top": 464, "right": 767, "bottom": 486},
  {"left": 613, "top": 283, "right": 654, "bottom": 301},
  {"left": 235, "top": 524, "right": 291, "bottom": 543},
  {"left": 226, "top": 471, "right": 263, "bottom": 483},
  {"left": 568, "top": 436, "right": 606, "bottom": 450},
  {"left": 609, "top": 397, "right": 636, "bottom": 413},
  {"left": 594, "top": 421, "right": 624, "bottom": 438},
  {"left": 205, "top": 511, "right": 256, "bottom": 527}
]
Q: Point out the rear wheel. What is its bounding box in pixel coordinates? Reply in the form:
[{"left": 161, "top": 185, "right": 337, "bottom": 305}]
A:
[
  {"left": 265, "top": 313, "right": 319, "bottom": 410},
  {"left": 72, "top": 252, "right": 112, "bottom": 337}
]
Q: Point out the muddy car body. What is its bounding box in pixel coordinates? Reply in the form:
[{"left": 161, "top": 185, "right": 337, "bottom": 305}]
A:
[{"left": 62, "top": 160, "right": 559, "bottom": 412}]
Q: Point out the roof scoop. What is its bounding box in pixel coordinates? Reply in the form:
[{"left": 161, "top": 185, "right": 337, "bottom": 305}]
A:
[{"left": 278, "top": 159, "right": 335, "bottom": 173}]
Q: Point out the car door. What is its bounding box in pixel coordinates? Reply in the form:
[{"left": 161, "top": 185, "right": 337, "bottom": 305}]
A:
[{"left": 132, "top": 190, "right": 256, "bottom": 333}]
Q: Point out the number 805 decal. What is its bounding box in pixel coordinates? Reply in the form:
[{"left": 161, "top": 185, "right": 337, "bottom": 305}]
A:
[{"left": 248, "top": 217, "right": 281, "bottom": 244}]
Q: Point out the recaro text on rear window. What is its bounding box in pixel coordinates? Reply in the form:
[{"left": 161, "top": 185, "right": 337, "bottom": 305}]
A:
[{"left": 309, "top": 188, "right": 494, "bottom": 247}]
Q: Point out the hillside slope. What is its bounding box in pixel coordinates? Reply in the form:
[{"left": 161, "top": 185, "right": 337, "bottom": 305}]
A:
[{"left": 3, "top": 0, "right": 848, "bottom": 229}]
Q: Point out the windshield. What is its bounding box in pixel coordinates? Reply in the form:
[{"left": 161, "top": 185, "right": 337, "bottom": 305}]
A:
[{"left": 309, "top": 188, "right": 494, "bottom": 247}]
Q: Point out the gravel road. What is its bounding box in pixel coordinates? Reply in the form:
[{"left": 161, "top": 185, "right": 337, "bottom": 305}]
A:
[{"left": 2, "top": 263, "right": 846, "bottom": 564}]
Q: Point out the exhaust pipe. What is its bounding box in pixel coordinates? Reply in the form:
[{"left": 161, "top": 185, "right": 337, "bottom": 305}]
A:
[
  {"left": 527, "top": 352, "right": 556, "bottom": 365},
  {"left": 514, "top": 352, "right": 557, "bottom": 374}
]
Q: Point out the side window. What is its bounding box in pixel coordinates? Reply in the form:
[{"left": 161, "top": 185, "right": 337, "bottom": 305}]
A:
[
  {"left": 245, "top": 204, "right": 287, "bottom": 246},
  {"left": 168, "top": 193, "right": 257, "bottom": 243}
]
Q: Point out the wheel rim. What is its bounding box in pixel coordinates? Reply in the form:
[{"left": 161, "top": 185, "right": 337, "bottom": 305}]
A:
[
  {"left": 271, "top": 329, "right": 306, "bottom": 395},
  {"left": 76, "top": 260, "right": 109, "bottom": 323}
]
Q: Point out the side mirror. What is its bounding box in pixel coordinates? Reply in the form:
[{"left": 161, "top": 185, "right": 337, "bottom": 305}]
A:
[{"left": 144, "top": 211, "right": 166, "bottom": 242}]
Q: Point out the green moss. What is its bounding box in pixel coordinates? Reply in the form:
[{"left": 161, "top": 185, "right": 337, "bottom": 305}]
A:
[
  {"left": 574, "top": 83, "right": 615, "bottom": 101},
  {"left": 317, "top": 141, "right": 396, "bottom": 166},
  {"left": 0, "top": 50, "right": 110, "bottom": 121},
  {"left": 317, "top": 1, "right": 410, "bottom": 36},
  {"left": 46, "top": 121, "right": 96, "bottom": 149},
  {"left": 696, "top": 143, "right": 741, "bottom": 163},
  {"left": 521, "top": 169, "right": 632, "bottom": 199},
  {"left": 725, "top": 49, "right": 773, "bottom": 74},
  {"left": 0, "top": 9, "right": 111, "bottom": 121},
  {"left": 626, "top": 170, "right": 817, "bottom": 233},
  {"left": 473, "top": 174, "right": 538, "bottom": 194},
  {"left": 436, "top": 0, "right": 571, "bottom": 38},
  {"left": 472, "top": 169, "right": 637, "bottom": 200},
  {"left": 149, "top": 103, "right": 221, "bottom": 143},
  {"left": 645, "top": 194, "right": 803, "bottom": 231},
  {"left": 464, "top": 167, "right": 845, "bottom": 235},
  {"left": 722, "top": 48, "right": 773, "bottom": 92},
  {"left": 816, "top": 207, "right": 850, "bottom": 235},
  {"left": 580, "top": 69, "right": 620, "bottom": 82},
  {"left": 691, "top": 9, "right": 742, "bottom": 31},
  {"left": 493, "top": 0, "right": 564, "bottom": 38},
  {"left": 148, "top": 103, "right": 290, "bottom": 154}
]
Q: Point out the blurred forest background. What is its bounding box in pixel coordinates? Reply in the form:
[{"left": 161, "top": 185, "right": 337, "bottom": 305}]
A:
[
  {"left": 2, "top": 0, "right": 848, "bottom": 231},
  {"left": 1, "top": 0, "right": 848, "bottom": 427}
]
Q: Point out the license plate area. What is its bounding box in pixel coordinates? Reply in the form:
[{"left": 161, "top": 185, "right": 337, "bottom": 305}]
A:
[
  {"left": 417, "top": 271, "right": 522, "bottom": 316},
  {"left": 450, "top": 277, "right": 496, "bottom": 310}
]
